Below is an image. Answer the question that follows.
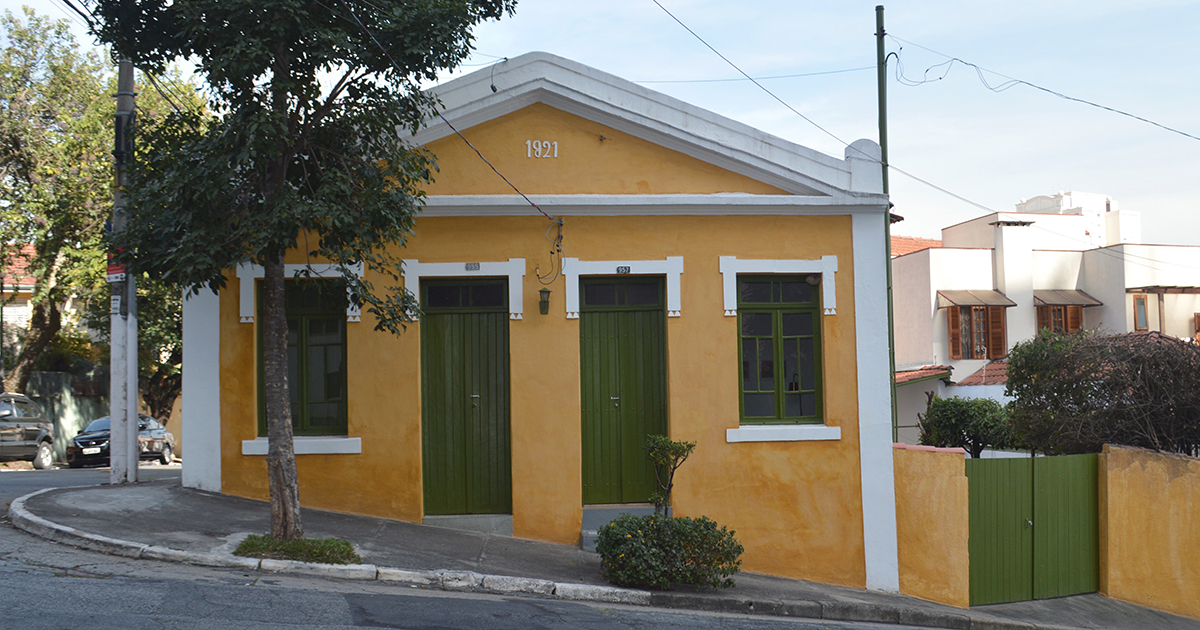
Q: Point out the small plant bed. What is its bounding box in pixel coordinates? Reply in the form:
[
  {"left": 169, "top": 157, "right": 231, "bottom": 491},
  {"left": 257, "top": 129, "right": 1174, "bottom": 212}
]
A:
[
  {"left": 596, "top": 435, "right": 744, "bottom": 590},
  {"left": 233, "top": 534, "right": 362, "bottom": 565}
]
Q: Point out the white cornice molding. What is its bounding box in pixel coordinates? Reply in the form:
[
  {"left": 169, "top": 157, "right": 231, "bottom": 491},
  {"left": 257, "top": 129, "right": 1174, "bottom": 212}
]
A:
[{"left": 419, "top": 194, "right": 888, "bottom": 217}]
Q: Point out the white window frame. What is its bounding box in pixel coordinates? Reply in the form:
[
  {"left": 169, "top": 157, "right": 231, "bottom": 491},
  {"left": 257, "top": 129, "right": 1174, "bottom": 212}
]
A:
[
  {"left": 562, "top": 257, "right": 683, "bottom": 319},
  {"left": 403, "top": 258, "right": 526, "bottom": 320},
  {"left": 720, "top": 255, "right": 841, "bottom": 443},
  {"left": 236, "top": 262, "right": 363, "bottom": 324}
]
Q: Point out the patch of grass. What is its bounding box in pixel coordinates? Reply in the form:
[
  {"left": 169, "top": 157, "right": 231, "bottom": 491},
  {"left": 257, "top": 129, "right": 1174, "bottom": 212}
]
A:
[{"left": 233, "top": 534, "right": 362, "bottom": 565}]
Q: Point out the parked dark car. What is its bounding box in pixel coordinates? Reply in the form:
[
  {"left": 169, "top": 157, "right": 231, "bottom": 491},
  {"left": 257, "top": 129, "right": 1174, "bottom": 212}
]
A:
[
  {"left": 0, "top": 392, "right": 54, "bottom": 469},
  {"left": 66, "top": 414, "right": 175, "bottom": 468}
]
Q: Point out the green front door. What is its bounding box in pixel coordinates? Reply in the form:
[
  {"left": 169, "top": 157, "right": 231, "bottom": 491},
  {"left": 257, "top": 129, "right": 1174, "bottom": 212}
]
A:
[
  {"left": 421, "top": 279, "right": 511, "bottom": 515},
  {"left": 580, "top": 278, "right": 667, "bottom": 505}
]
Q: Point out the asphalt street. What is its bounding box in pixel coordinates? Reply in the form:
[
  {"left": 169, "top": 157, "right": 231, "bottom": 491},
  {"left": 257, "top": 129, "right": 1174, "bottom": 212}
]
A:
[{"left": 1, "top": 467, "right": 925, "bottom": 630}]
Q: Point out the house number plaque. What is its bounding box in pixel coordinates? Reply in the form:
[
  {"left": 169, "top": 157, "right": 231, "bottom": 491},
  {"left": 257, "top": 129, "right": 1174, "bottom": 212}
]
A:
[
  {"left": 615, "top": 266, "right": 631, "bottom": 274},
  {"left": 525, "top": 140, "right": 558, "bottom": 158}
]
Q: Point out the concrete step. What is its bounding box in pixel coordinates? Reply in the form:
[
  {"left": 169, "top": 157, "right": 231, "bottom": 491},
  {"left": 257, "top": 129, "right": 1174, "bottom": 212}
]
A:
[{"left": 580, "top": 504, "right": 669, "bottom": 552}]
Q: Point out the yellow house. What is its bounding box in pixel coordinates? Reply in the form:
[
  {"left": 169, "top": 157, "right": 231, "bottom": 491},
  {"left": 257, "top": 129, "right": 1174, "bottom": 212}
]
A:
[{"left": 181, "top": 52, "right": 899, "bottom": 592}]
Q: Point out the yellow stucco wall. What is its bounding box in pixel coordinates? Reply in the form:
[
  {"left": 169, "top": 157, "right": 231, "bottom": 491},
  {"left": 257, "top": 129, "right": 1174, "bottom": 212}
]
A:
[
  {"left": 218, "top": 102, "right": 872, "bottom": 587},
  {"left": 892, "top": 445, "right": 970, "bottom": 608},
  {"left": 422, "top": 104, "right": 790, "bottom": 196},
  {"left": 1100, "top": 445, "right": 1200, "bottom": 620}
]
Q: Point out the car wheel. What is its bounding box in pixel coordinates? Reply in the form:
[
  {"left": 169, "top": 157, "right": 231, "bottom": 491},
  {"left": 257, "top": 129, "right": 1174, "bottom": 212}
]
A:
[
  {"left": 159, "top": 444, "right": 173, "bottom": 465},
  {"left": 33, "top": 441, "right": 53, "bottom": 470}
]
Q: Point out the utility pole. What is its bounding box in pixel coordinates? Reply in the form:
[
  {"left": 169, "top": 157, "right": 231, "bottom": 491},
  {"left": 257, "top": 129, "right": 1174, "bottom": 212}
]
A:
[
  {"left": 110, "top": 59, "right": 139, "bottom": 484},
  {"left": 876, "top": 5, "right": 900, "bottom": 441}
]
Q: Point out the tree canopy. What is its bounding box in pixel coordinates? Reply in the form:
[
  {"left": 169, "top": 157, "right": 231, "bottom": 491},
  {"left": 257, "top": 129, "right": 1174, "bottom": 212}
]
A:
[
  {"left": 1006, "top": 330, "right": 1200, "bottom": 456},
  {"left": 89, "top": 0, "right": 516, "bottom": 539},
  {"left": 918, "top": 394, "right": 1011, "bottom": 458},
  {"left": 1, "top": 8, "right": 111, "bottom": 393}
]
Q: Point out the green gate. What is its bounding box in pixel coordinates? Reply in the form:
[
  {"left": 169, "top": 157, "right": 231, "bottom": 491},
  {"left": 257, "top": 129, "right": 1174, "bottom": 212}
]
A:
[
  {"left": 580, "top": 278, "right": 667, "bottom": 505},
  {"left": 966, "top": 454, "right": 1099, "bottom": 606},
  {"left": 421, "top": 279, "right": 511, "bottom": 515}
]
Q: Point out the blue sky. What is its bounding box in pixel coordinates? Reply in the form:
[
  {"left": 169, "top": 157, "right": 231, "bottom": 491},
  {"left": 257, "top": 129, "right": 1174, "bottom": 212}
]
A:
[{"left": 9, "top": 0, "right": 1199, "bottom": 244}]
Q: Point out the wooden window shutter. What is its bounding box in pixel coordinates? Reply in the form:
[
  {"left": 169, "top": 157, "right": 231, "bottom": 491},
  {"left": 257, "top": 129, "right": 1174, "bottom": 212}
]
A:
[
  {"left": 948, "top": 306, "right": 962, "bottom": 360},
  {"left": 987, "top": 306, "right": 1007, "bottom": 359},
  {"left": 1036, "top": 306, "right": 1050, "bottom": 331},
  {"left": 1066, "top": 305, "right": 1083, "bottom": 332}
]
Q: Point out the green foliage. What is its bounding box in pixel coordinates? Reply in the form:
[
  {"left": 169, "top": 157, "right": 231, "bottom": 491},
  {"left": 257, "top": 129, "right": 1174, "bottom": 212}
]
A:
[
  {"left": 596, "top": 514, "right": 743, "bottom": 590},
  {"left": 918, "top": 395, "right": 1010, "bottom": 458},
  {"left": 233, "top": 534, "right": 362, "bottom": 564},
  {"left": 645, "top": 435, "right": 696, "bottom": 515},
  {"left": 1007, "top": 330, "right": 1200, "bottom": 455},
  {"left": 83, "top": 276, "right": 183, "bottom": 421},
  {"left": 31, "top": 326, "right": 97, "bottom": 373},
  {"left": 90, "top": 0, "right": 518, "bottom": 334},
  {"left": 1, "top": 8, "right": 110, "bottom": 392}
]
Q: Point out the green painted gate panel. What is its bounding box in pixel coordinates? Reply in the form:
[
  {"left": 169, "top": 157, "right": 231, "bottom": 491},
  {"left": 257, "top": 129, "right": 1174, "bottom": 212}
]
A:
[
  {"left": 580, "top": 293, "right": 667, "bottom": 505},
  {"left": 1033, "top": 454, "right": 1099, "bottom": 600},
  {"left": 967, "top": 457, "right": 1034, "bottom": 606},
  {"left": 967, "top": 454, "right": 1100, "bottom": 606},
  {"left": 422, "top": 310, "right": 511, "bottom": 515}
]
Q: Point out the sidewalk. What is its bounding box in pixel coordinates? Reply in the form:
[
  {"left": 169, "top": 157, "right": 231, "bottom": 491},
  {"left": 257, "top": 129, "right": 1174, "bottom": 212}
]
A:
[{"left": 8, "top": 479, "right": 1198, "bottom": 630}]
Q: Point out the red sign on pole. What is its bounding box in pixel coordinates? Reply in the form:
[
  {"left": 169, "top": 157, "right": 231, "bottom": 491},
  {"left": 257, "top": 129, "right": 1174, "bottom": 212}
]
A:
[{"left": 106, "top": 251, "right": 125, "bottom": 283}]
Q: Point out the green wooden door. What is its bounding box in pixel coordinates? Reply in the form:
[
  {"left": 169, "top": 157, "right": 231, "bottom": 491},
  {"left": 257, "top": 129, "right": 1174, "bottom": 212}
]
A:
[
  {"left": 966, "top": 458, "right": 1034, "bottom": 606},
  {"left": 421, "top": 280, "right": 511, "bottom": 515},
  {"left": 1032, "top": 454, "right": 1099, "bottom": 600},
  {"left": 580, "top": 278, "right": 667, "bottom": 505},
  {"left": 966, "top": 454, "right": 1099, "bottom": 606}
]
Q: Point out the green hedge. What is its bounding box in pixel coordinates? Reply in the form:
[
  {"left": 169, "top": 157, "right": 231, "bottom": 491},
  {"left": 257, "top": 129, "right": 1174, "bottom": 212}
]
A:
[{"left": 596, "top": 513, "right": 743, "bottom": 589}]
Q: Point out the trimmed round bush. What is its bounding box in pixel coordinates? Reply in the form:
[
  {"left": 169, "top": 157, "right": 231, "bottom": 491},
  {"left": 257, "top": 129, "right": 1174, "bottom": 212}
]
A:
[{"left": 596, "top": 514, "right": 743, "bottom": 589}]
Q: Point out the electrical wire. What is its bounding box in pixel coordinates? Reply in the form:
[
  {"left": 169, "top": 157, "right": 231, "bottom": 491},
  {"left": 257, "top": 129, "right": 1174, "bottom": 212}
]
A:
[
  {"left": 888, "top": 35, "right": 1200, "bottom": 143},
  {"left": 650, "top": 2, "right": 1200, "bottom": 277},
  {"left": 636, "top": 66, "right": 875, "bottom": 85},
  {"left": 330, "top": 0, "right": 566, "bottom": 281},
  {"left": 651, "top": 0, "right": 856, "bottom": 152}
]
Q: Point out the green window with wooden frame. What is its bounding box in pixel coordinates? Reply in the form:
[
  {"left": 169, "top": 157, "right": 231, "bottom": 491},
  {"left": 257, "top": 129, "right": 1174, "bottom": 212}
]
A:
[
  {"left": 258, "top": 279, "right": 348, "bottom": 437},
  {"left": 737, "top": 275, "right": 822, "bottom": 425}
]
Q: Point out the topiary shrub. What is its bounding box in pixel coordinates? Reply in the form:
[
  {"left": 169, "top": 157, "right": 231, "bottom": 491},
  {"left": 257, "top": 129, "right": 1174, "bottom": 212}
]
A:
[{"left": 597, "top": 513, "right": 743, "bottom": 590}]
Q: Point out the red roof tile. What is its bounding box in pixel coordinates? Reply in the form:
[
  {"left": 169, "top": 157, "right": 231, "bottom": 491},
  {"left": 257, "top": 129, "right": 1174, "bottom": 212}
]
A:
[
  {"left": 1, "top": 244, "right": 37, "bottom": 290},
  {"left": 891, "top": 236, "right": 942, "bottom": 257},
  {"left": 956, "top": 360, "right": 1008, "bottom": 386},
  {"left": 895, "top": 365, "right": 952, "bottom": 384}
]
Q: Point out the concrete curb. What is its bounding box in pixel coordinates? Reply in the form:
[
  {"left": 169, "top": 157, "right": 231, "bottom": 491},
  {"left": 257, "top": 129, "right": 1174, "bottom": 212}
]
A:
[{"left": 7, "top": 489, "right": 1083, "bottom": 630}]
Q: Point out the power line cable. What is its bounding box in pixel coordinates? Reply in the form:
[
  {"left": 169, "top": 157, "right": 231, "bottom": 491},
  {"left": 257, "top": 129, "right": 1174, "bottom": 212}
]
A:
[
  {"left": 636, "top": 66, "right": 875, "bottom": 84},
  {"left": 888, "top": 35, "right": 1200, "bottom": 143}
]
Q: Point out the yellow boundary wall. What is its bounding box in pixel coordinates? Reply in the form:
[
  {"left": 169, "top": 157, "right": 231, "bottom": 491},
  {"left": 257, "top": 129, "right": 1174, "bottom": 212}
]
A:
[
  {"left": 893, "top": 443, "right": 970, "bottom": 608},
  {"left": 1100, "top": 444, "right": 1200, "bottom": 620}
]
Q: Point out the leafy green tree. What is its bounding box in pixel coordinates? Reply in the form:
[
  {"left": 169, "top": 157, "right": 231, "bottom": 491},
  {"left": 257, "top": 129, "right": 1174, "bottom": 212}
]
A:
[
  {"left": 90, "top": 0, "right": 516, "bottom": 539},
  {"left": 0, "top": 8, "right": 110, "bottom": 393},
  {"left": 918, "top": 394, "right": 1010, "bottom": 458}
]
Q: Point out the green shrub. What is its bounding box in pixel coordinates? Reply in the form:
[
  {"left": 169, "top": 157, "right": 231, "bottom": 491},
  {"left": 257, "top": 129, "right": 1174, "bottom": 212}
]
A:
[
  {"left": 918, "top": 395, "right": 1010, "bottom": 458},
  {"left": 597, "top": 513, "right": 743, "bottom": 589}
]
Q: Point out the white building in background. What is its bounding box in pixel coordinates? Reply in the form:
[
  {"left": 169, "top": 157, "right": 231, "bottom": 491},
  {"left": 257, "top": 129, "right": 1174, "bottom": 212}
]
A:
[{"left": 892, "top": 191, "right": 1200, "bottom": 443}]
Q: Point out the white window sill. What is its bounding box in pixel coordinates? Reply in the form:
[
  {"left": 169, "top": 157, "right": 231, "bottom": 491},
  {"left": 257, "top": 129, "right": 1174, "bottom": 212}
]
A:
[
  {"left": 241, "top": 436, "right": 362, "bottom": 456},
  {"left": 726, "top": 424, "right": 841, "bottom": 443}
]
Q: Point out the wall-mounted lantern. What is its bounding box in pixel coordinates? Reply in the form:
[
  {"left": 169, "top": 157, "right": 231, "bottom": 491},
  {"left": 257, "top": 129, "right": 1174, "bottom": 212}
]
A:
[{"left": 539, "top": 287, "right": 551, "bottom": 315}]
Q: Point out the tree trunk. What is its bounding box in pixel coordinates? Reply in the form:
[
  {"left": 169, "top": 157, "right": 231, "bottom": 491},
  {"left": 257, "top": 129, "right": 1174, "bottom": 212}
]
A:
[
  {"left": 262, "top": 257, "right": 303, "bottom": 539},
  {"left": 2, "top": 298, "right": 61, "bottom": 393}
]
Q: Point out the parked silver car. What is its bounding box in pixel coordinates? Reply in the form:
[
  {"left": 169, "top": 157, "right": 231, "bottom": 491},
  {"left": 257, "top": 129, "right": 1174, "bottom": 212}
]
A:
[{"left": 0, "top": 392, "right": 54, "bottom": 469}]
